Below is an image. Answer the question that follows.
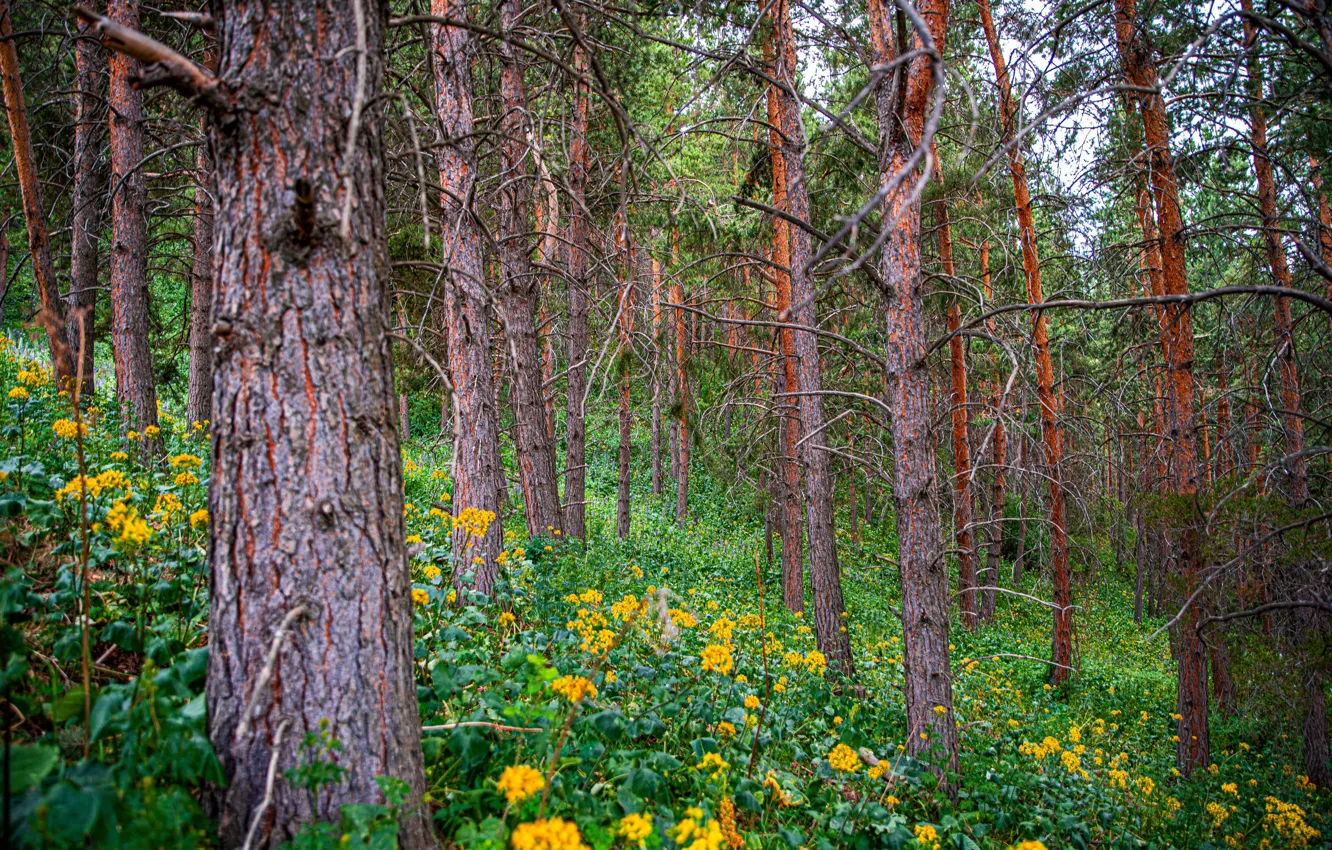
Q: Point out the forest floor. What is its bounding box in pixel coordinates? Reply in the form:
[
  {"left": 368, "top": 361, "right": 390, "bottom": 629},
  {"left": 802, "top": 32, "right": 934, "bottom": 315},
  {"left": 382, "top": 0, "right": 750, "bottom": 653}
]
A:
[{"left": 1, "top": 335, "right": 1329, "bottom": 849}]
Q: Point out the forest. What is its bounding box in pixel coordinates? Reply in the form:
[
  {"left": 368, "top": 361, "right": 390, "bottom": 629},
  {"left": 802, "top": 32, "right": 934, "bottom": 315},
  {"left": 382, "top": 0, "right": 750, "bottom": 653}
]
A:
[{"left": 0, "top": 0, "right": 1329, "bottom": 846}]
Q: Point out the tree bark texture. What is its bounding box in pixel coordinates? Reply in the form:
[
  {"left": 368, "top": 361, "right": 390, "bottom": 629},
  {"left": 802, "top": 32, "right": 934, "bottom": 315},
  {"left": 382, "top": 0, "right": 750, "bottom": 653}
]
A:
[
  {"left": 617, "top": 228, "right": 635, "bottom": 538},
  {"left": 939, "top": 201, "right": 977, "bottom": 629},
  {"left": 107, "top": 0, "right": 160, "bottom": 437},
  {"left": 982, "top": 239, "right": 1002, "bottom": 621},
  {"left": 867, "top": 0, "right": 957, "bottom": 772},
  {"left": 563, "top": 36, "right": 591, "bottom": 537},
  {"left": 204, "top": 2, "right": 433, "bottom": 846},
  {"left": 650, "top": 257, "right": 664, "bottom": 495},
  {"left": 769, "top": 0, "right": 851, "bottom": 671},
  {"left": 673, "top": 275, "right": 690, "bottom": 524},
  {"left": 1113, "top": 0, "right": 1209, "bottom": 775},
  {"left": 495, "top": 0, "right": 563, "bottom": 537},
  {"left": 0, "top": 2, "right": 76, "bottom": 384},
  {"left": 69, "top": 24, "right": 107, "bottom": 396},
  {"left": 977, "top": 0, "right": 1072, "bottom": 681},
  {"left": 431, "top": 0, "right": 504, "bottom": 587}
]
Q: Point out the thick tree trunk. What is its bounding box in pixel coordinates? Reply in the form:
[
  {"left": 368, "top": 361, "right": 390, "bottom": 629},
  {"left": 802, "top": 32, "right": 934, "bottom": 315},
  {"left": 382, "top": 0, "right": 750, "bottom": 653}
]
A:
[
  {"left": 939, "top": 202, "right": 977, "bottom": 629},
  {"left": 431, "top": 0, "right": 505, "bottom": 586},
  {"left": 1114, "top": 0, "right": 1208, "bottom": 775},
  {"left": 770, "top": 0, "right": 851, "bottom": 672},
  {"left": 0, "top": 3, "right": 75, "bottom": 383},
  {"left": 867, "top": 0, "right": 956, "bottom": 772},
  {"left": 762, "top": 37, "right": 805, "bottom": 612},
  {"left": 564, "top": 36, "right": 591, "bottom": 537},
  {"left": 1208, "top": 622, "right": 1237, "bottom": 716},
  {"left": 69, "top": 25, "right": 107, "bottom": 395},
  {"left": 1314, "top": 157, "right": 1332, "bottom": 328},
  {"left": 107, "top": 0, "right": 160, "bottom": 439},
  {"left": 978, "top": 0, "right": 1072, "bottom": 682},
  {"left": 617, "top": 230, "right": 635, "bottom": 538},
  {"left": 1242, "top": 1, "right": 1308, "bottom": 505},
  {"left": 848, "top": 438, "right": 859, "bottom": 545},
  {"left": 204, "top": 0, "right": 433, "bottom": 846},
  {"left": 186, "top": 120, "right": 214, "bottom": 427},
  {"left": 650, "top": 257, "right": 663, "bottom": 495},
  {"left": 496, "top": 0, "right": 562, "bottom": 537},
  {"left": 982, "top": 240, "right": 1002, "bottom": 621}
]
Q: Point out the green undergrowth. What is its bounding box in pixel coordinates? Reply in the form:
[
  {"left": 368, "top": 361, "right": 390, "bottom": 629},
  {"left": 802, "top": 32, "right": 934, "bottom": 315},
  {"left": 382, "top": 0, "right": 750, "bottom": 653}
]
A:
[{"left": 0, "top": 334, "right": 1328, "bottom": 849}]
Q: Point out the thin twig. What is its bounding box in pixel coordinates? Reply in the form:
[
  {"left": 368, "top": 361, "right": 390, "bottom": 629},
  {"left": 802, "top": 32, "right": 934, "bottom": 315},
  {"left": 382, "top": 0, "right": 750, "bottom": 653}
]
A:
[{"left": 234, "top": 606, "right": 308, "bottom": 743}]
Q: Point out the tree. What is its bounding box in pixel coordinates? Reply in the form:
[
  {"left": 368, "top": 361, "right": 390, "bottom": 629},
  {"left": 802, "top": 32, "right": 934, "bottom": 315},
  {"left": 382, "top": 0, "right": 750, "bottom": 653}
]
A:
[
  {"left": 616, "top": 219, "right": 635, "bottom": 538},
  {"left": 867, "top": 0, "right": 957, "bottom": 772},
  {"left": 0, "top": 1, "right": 75, "bottom": 384},
  {"left": 976, "top": 0, "right": 1072, "bottom": 679},
  {"left": 186, "top": 116, "right": 214, "bottom": 428},
  {"left": 106, "top": 0, "right": 159, "bottom": 438},
  {"left": 564, "top": 30, "right": 592, "bottom": 538},
  {"left": 431, "top": 0, "right": 505, "bottom": 588},
  {"left": 69, "top": 19, "right": 107, "bottom": 395}
]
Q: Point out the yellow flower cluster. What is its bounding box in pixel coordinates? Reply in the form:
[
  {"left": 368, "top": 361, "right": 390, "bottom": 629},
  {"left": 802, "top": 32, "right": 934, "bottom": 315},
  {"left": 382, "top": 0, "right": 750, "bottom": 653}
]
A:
[
  {"left": 804, "top": 650, "right": 827, "bottom": 676},
  {"left": 1007, "top": 843, "right": 1048, "bottom": 850},
  {"left": 828, "top": 743, "right": 861, "bottom": 774},
  {"left": 497, "top": 611, "right": 516, "bottom": 630},
  {"left": 708, "top": 617, "right": 734, "bottom": 642},
  {"left": 53, "top": 419, "right": 88, "bottom": 439},
  {"left": 616, "top": 812, "right": 653, "bottom": 847},
  {"left": 670, "top": 807, "right": 724, "bottom": 850},
  {"left": 16, "top": 366, "right": 50, "bottom": 387},
  {"left": 1019, "top": 736, "right": 1062, "bottom": 760},
  {"left": 169, "top": 453, "right": 203, "bottom": 469},
  {"left": 1264, "top": 796, "right": 1319, "bottom": 846},
  {"left": 190, "top": 509, "right": 209, "bottom": 529},
  {"left": 1206, "top": 801, "right": 1231, "bottom": 828},
  {"left": 568, "top": 607, "right": 614, "bottom": 656},
  {"left": 495, "top": 764, "right": 544, "bottom": 804},
  {"left": 669, "top": 608, "right": 697, "bottom": 628},
  {"left": 8, "top": 386, "right": 28, "bottom": 400},
  {"left": 152, "top": 492, "right": 183, "bottom": 520},
  {"left": 697, "top": 752, "right": 729, "bottom": 777},
  {"left": 56, "top": 470, "right": 128, "bottom": 502},
  {"left": 610, "top": 593, "right": 645, "bottom": 622},
  {"left": 174, "top": 471, "right": 199, "bottom": 486},
  {"left": 403, "top": 460, "right": 421, "bottom": 475},
  {"left": 106, "top": 501, "right": 151, "bottom": 545},
  {"left": 550, "top": 675, "right": 596, "bottom": 703},
  {"left": 423, "top": 565, "right": 442, "bottom": 581},
  {"left": 510, "top": 817, "right": 587, "bottom": 850},
  {"left": 718, "top": 796, "right": 742, "bottom": 850},
  {"left": 914, "top": 823, "right": 939, "bottom": 849},
  {"left": 700, "top": 643, "right": 733, "bottom": 675},
  {"left": 411, "top": 588, "right": 430, "bottom": 606},
  {"left": 738, "top": 613, "right": 761, "bottom": 630},
  {"left": 452, "top": 506, "right": 495, "bottom": 539}
]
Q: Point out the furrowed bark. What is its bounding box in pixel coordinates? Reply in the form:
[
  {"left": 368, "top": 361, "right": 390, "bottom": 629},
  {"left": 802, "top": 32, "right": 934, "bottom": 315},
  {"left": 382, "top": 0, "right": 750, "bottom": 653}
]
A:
[
  {"left": 203, "top": 0, "right": 434, "bottom": 845},
  {"left": 1314, "top": 157, "right": 1332, "bottom": 330},
  {"left": 762, "top": 13, "right": 805, "bottom": 612},
  {"left": 107, "top": 0, "right": 160, "bottom": 440},
  {"left": 1113, "top": 0, "right": 1208, "bottom": 775},
  {"left": 564, "top": 32, "right": 591, "bottom": 537},
  {"left": 431, "top": 0, "right": 504, "bottom": 586},
  {"left": 977, "top": 0, "right": 1072, "bottom": 682},
  {"left": 69, "top": 21, "right": 108, "bottom": 396},
  {"left": 0, "top": 2, "right": 75, "bottom": 384},
  {"left": 939, "top": 200, "right": 977, "bottom": 629},
  {"left": 495, "top": 0, "right": 562, "bottom": 537},
  {"left": 867, "top": 0, "right": 957, "bottom": 774}
]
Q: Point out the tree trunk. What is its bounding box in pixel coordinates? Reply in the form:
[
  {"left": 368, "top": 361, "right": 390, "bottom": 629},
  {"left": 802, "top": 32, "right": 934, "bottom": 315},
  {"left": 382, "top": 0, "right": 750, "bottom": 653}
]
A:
[
  {"left": 939, "top": 201, "right": 977, "bottom": 629},
  {"left": 431, "top": 0, "right": 504, "bottom": 588},
  {"left": 496, "top": 0, "right": 562, "bottom": 537},
  {"left": 762, "top": 34, "right": 805, "bottom": 613},
  {"left": 848, "top": 438, "right": 859, "bottom": 546},
  {"left": 982, "top": 239, "right": 1002, "bottom": 621},
  {"left": 617, "top": 228, "right": 635, "bottom": 538},
  {"left": 69, "top": 24, "right": 107, "bottom": 396},
  {"left": 673, "top": 276, "right": 690, "bottom": 524},
  {"left": 1113, "top": 0, "right": 1208, "bottom": 775},
  {"left": 563, "top": 34, "right": 591, "bottom": 536},
  {"left": 867, "top": 0, "right": 956, "bottom": 772},
  {"left": 186, "top": 118, "right": 214, "bottom": 427},
  {"left": 1314, "top": 157, "right": 1332, "bottom": 330},
  {"left": 650, "top": 257, "right": 663, "bottom": 495},
  {"left": 0, "top": 2, "right": 75, "bottom": 383},
  {"left": 978, "top": 0, "right": 1072, "bottom": 682},
  {"left": 770, "top": 0, "right": 851, "bottom": 672},
  {"left": 1242, "top": 0, "right": 1308, "bottom": 505},
  {"left": 203, "top": 0, "right": 433, "bottom": 846},
  {"left": 1208, "top": 623, "right": 1237, "bottom": 716}
]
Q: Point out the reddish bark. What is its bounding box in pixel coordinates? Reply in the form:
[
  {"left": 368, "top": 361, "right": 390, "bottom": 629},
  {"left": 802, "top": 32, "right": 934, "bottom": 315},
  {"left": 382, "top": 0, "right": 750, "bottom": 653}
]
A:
[
  {"left": 186, "top": 116, "right": 214, "bottom": 428},
  {"left": 982, "top": 238, "right": 1002, "bottom": 621},
  {"left": 0, "top": 2, "right": 75, "bottom": 383},
  {"left": 673, "top": 274, "right": 690, "bottom": 524},
  {"left": 431, "top": 0, "right": 505, "bottom": 584},
  {"left": 1314, "top": 158, "right": 1332, "bottom": 326},
  {"left": 867, "top": 0, "right": 957, "bottom": 771},
  {"left": 769, "top": 0, "right": 851, "bottom": 670},
  {"left": 495, "top": 0, "right": 563, "bottom": 537},
  {"left": 69, "top": 22, "right": 107, "bottom": 395},
  {"left": 977, "top": 0, "right": 1072, "bottom": 681},
  {"left": 564, "top": 36, "right": 591, "bottom": 536},
  {"left": 763, "top": 17, "right": 805, "bottom": 612},
  {"left": 201, "top": 0, "right": 433, "bottom": 845},
  {"left": 617, "top": 224, "right": 635, "bottom": 538},
  {"left": 651, "top": 257, "right": 664, "bottom": 495},
  {"left": 1113, "top": 0, "right": 1208, "bottom": 775},
  {"left": 939, "top": 201, "right": 977, "bottom": 629}
]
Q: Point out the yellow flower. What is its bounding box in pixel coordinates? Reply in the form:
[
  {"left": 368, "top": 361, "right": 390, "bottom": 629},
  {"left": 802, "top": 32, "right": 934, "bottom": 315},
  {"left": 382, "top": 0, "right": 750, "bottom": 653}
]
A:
[
  {"left": 700, "top": 643, "right": 733, "bottom": 675},
  {"left": 495, "top": 764, "right": 544, "bottom": 804},
  {"left": 828, "top": 743, "right": 861, "bottom": 774},
  {"left": 169, "top": 453, "right": 204, "bottom": 469},
  {"left": 7, "top": 386, "right": 28, "bottom": 400},
  {"left": 697, "top": 751, "right": 730, "bottom": 777},
  {"left": 174, "top": 471, "right": 199, "bottom": 486},
  {"left": 411, "top": 588, "right": 430, "bottom": 606},
  {"left": 143, "top": 425, "right": 160, "bottom": 438},
  {"left": 744, "top": 694, "right": 760, "bottom": 710},
  {"left": 53, "top": 419, "right": 88, "bottom": 439},
  {"left": 510, "top": 817, "right": 587, "bottom": 850},
  {"left": 189, "top": 509, "right": 209, "bottom": 529},
  {"left": 1206, "top": 801, "right": 1230, "bottom": 828},
  {"left": 127, "top": 430, "right": 140, "bottom": 441},
  {"left": 1222, "top": 782, "right": 1238, "bottom": 796},
  {"left": 550, "top": 675, "right": 596, "bottom": 703},
  {"left": 498, "top": 611, "right": 516, "bottom": 630},
  {"left": 914, "top": 823, "right": 939, "bottom": 846},
  {"left": 616, "top": 812, "right": 653, "bottom": 846},
  {"left": 669, "top": 810, "right": 724, "bottom": 850},
  {"left": 405, "top": 534, "right": 423, "bottom": 545},
  {"left": 110, "top": 451, "right": 129, "bottom": 461},
  {"left": 718, "top": 796, "right": 743, "bottom": 849},
  {"left": 446, "top": 590, "right": 457, "bottom": 604},
  {"left": 804, "top": 650, "right": 827, "bottom": 676},
  {"left": 1006, "top": 843, "right": 1048, "bottom": 850},
  {"left": 932, "top": 705, "right": 947, "bottom": 715},
  {"left": 716, "top": 721, "right": 737, "bottom": 737}
]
